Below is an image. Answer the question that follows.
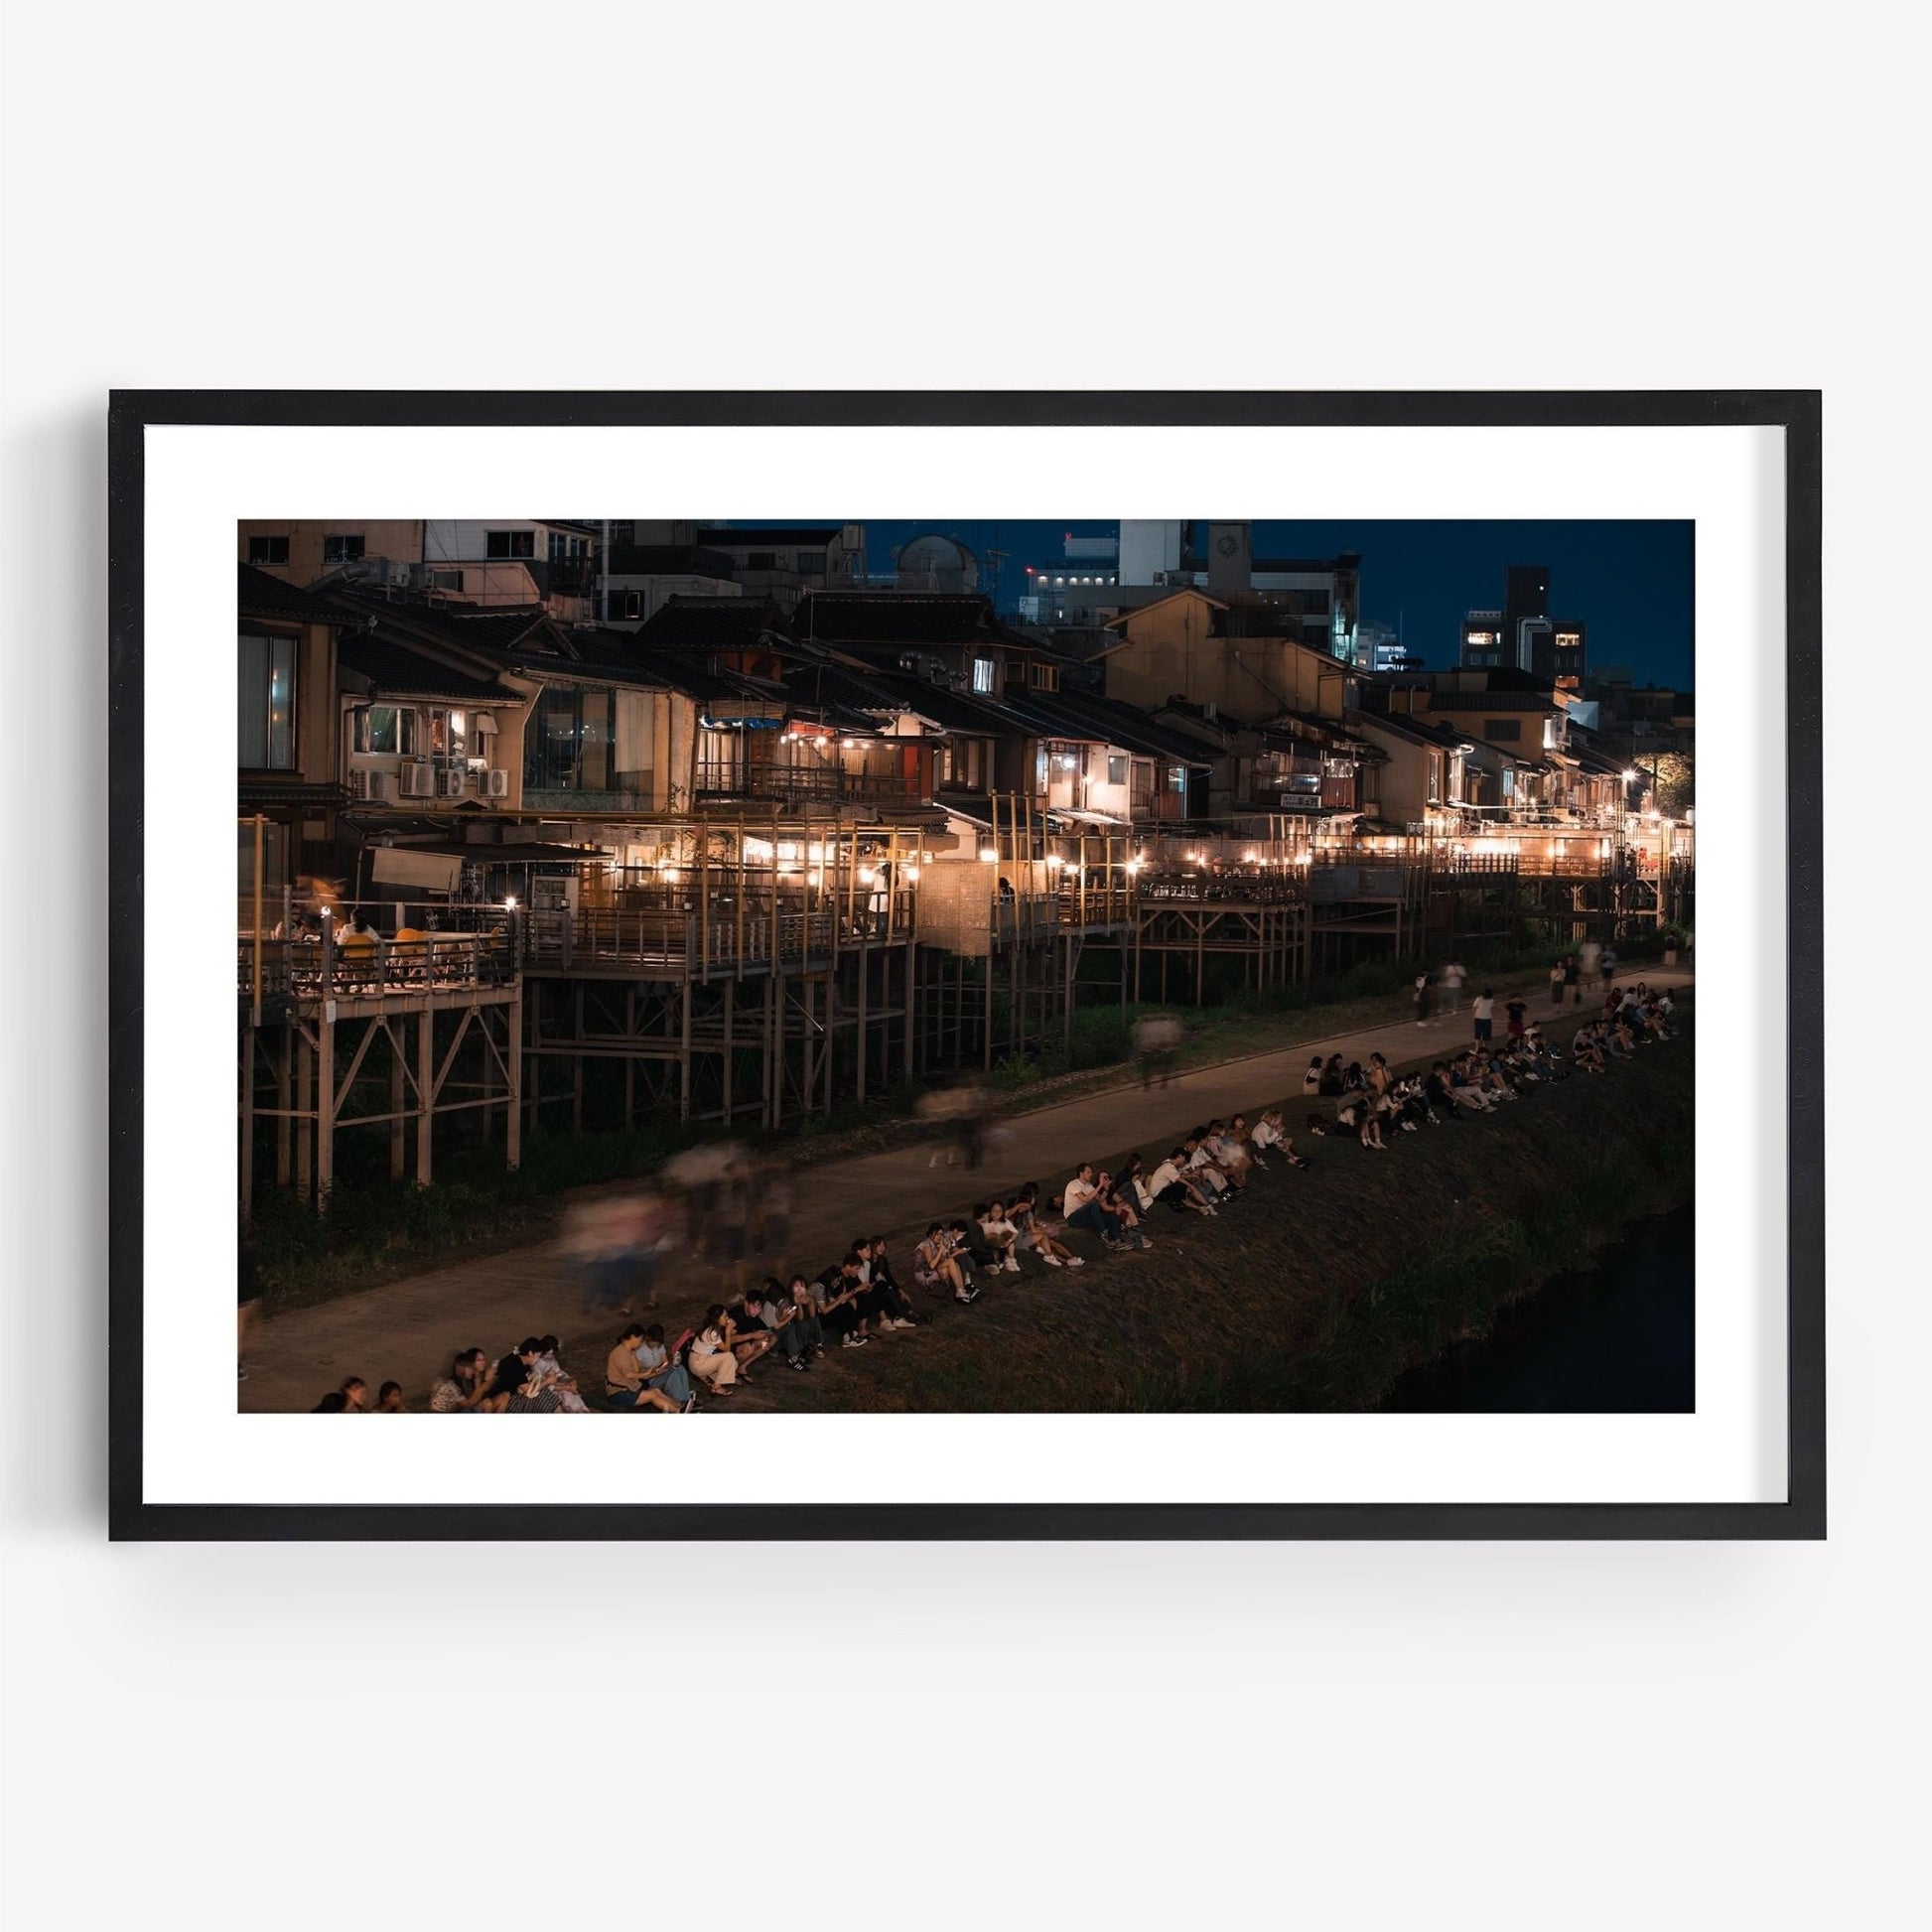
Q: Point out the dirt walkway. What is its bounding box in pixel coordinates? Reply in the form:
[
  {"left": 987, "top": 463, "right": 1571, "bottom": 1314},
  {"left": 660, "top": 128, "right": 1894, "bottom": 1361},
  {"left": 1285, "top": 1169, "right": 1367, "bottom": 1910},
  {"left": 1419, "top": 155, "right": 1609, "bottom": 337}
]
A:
[{"left": 240, "top": 968, "right": 1693, "bottom": 1411}]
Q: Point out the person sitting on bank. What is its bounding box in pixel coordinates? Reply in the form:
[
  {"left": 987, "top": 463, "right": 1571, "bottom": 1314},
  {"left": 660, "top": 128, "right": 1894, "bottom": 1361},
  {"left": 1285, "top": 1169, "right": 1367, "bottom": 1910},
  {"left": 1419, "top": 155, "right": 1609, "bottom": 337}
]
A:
[
  {"left": 687, "top": 1311, "right": 742, "bottom": 1394},
  {"left": 1303, "top": 1055, "right": 1325, "bottom": 1096},
  {"left": 1147, "top": 1149, "right": 1217, "bottom": 1216},
  {"left": 532, "top": 1334, "right": 591, "bottom": 1413},
  {"left": 859, "top": 1237, "right": 918, "bottom": 1327},
  {"left": 1249, "top": 1108, "right": 1311, "bottom": 1170},
  {"left": 722, "top": 1289, "right": 779, "bottom": 1378},
  {"left": 1094, "top": 1171, "right": 1152, "bottom": 1250},
  {"left": 817, "top": 1255, "right": 877, "bottom": 1344},
  {"left": 430, "top": 1348, "right": 495, "bottom": 1413},
  {"left": 976, "top": 1200, "right": 1025, "bottom": 1273},
  {"left": 1318, "top": 1054, "right": 1346, "bottom": 1097},
  {"left": 768, "top": 1276, "right": 827, "bottom": 1369},
  {"left": 912, "top": 1222, "right": 974, "bottom": 1304},
  {"left": 1010, "top": 1182, "right": 1082, "bottom": 1268},
  {"left": 1183, "top": 1133, "right": 1241, "bottom": 1201},
  {"left": 606, "top": 1324, "right": 689, "bottom": 1413}
]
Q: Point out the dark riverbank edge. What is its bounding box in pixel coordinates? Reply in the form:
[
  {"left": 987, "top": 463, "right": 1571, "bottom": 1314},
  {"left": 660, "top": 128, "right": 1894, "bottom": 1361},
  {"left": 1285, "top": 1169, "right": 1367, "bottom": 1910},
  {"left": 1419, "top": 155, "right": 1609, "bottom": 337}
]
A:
[{"left": 775, "top": 1005, "right": 1696, "bottom": 1414}]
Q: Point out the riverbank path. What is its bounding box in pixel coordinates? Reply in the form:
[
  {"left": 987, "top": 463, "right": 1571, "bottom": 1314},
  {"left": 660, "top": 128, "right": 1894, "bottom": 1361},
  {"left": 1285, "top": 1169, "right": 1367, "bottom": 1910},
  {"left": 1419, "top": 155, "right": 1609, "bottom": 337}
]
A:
[{"left": 239, "top": 967, "right": 1696, "bottom": 1411}]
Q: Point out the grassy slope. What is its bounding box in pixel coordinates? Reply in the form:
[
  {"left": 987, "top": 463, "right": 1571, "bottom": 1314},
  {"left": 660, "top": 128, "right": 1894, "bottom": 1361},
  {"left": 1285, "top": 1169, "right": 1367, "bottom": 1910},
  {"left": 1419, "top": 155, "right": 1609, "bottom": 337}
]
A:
[{"left": 769, "top": 1013, "right": 1695, "bottom": 1414}]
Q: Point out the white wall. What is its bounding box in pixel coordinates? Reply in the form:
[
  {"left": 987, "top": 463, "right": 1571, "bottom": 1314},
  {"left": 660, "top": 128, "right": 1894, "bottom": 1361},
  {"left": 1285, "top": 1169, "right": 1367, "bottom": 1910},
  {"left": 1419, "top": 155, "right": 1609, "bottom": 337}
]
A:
[{"left": 3, "top": 13, "right": 1920, "bottom": 1932}]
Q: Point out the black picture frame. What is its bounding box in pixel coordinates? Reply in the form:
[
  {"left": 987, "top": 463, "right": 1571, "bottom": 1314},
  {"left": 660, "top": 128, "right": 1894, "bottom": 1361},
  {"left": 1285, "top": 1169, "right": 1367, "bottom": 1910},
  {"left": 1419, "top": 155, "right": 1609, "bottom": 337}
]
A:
[{"left": 107, "top": 389, "right": 1824, "bottom": 1541}]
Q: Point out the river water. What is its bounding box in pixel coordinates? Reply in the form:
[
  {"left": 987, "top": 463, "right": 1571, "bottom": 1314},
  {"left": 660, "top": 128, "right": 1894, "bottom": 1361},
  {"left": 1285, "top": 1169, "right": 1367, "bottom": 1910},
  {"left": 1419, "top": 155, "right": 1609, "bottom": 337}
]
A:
[{"left": 1382, "top": 1203, "right": 1695, "bottom": 1412}]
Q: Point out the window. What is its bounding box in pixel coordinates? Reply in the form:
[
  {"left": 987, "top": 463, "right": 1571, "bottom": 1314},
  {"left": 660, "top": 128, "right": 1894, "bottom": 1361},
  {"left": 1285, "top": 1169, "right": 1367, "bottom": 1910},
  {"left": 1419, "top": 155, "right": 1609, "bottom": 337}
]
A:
[
  {"left": 971, "top": 656, "right": 996, "bottom": 695},
  {"left": 1107, "top": 755, "right": 1128, "bottom": 787},
  {"left": 238, "top": 631, "right": 297, "bottom": 768},
  {"left": 795, "top": 551, "right": 824, "bottom": 578},
  {"left": 429, "top": 569, "right": 466, "bottom": 593},
  {"left": 351, "top": 705, "right": 417, "bottom": 756},
  {"left": 525, "top": 686, "right": 618, "bottom": 791},
  {"left": 621, "top": 590, "right": 643, "bottom": 620},
  {"left": 547, "top": 532, "right": 590, "bottom": 561},
  {"left": 1465, "top": 629, "right": 1497, "bottom": 647},
  {"left": 248, "top": 535, "right": 289, "bottom": 567},
  {"left": 1484, "top": 719, "right": 1522, "bottom": 742},
  {"left": 1029, "top": 662, "right": 1059, "bottom": 691},
  {"left": 1169, "top": 764, "right": 1187, "bottom": 792},
  {"left": 322, "top": 533, "right": 364, "bottom": 564},
  {"left": 485, "top": 530, "right": 535, "bottom": 559},
  {"left": 746, "top": 551, "right": 776, "bottom": 570}
]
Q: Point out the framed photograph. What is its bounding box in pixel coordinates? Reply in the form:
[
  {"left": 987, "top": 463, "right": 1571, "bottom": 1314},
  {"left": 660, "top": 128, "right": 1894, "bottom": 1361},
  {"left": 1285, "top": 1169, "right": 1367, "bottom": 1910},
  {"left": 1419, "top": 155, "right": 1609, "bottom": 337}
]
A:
[{"left": 107, "top": 389, "right": 1822, "bottom": 1539}]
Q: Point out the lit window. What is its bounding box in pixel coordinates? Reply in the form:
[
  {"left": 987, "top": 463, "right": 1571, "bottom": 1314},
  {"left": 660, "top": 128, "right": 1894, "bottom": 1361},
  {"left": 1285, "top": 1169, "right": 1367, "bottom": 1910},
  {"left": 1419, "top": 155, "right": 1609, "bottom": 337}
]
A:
[
  {"left": 238, "top": 631, "right": 297, "bottom": 768},
  {"left": 971, "top": 657, "right": 996, "bottom": 694},
  {"left": 352, "top": 705, "right": 417, "bottom": 756}
]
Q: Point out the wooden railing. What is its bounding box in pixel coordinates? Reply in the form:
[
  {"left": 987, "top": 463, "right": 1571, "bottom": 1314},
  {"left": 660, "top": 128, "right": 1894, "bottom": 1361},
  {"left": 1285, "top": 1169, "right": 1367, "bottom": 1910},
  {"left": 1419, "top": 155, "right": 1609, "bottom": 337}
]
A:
[
  {"left": 521, "top": 887, "right": 915, "bottom": 977},
  {"left": 238, "top": 912, "right": 518, "bottom": 1009}
]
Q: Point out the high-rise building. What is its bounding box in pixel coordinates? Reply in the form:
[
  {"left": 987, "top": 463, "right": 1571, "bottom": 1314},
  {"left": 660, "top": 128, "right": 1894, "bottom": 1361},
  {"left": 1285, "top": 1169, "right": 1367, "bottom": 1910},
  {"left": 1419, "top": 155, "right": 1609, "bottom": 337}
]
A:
[{"left": 1460, "top": 564, "right": 1587, "bottom": 678}]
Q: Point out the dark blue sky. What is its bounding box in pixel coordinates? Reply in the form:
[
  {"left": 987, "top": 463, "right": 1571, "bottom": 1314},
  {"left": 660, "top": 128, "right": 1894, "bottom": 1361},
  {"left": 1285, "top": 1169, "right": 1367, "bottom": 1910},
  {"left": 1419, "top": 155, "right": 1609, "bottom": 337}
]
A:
[{"left": 851, "top": 518, "right": 1695, "bottom": 689}]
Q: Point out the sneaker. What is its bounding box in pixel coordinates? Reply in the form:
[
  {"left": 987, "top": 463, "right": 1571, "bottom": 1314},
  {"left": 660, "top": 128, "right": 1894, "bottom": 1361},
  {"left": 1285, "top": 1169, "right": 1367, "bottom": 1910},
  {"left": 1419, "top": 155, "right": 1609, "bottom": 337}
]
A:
[
  {"left": 1004, "top": 1255, "right": 1021, "bottom": 1273},
  {"left": 1042, "top": 1253, "right": 1063, "bottom": 1267},
  {"left": 682, "top": 1395, "right": 698, "bottom": 1413},
  {"left": 789, "top": 1356, "right": 808, "bottom": 1370},
  {"left": 1066, "top": 1255, "right": 1086, "bottom": 1267}
]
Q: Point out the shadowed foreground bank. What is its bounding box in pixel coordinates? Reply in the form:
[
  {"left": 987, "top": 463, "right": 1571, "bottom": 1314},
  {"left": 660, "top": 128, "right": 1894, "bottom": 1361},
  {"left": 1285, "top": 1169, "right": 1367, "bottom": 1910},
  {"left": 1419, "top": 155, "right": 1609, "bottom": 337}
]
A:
[{"left": 772, "top": 1014, "right": 1696, "bottom": 1414}]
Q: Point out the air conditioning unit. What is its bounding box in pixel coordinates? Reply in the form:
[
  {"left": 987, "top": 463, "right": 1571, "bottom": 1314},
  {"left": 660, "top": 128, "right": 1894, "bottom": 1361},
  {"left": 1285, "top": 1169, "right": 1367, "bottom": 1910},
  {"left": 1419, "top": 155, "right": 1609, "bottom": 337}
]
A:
[
  {"left": 436, "top": 768, "right": 469, "bottom": 799},
  {"left": 399, "top": 763, "right": 436, "bottom": 799},
  {"left": 351, "top": 768, "right": 390, "bottom": 802},
  {"left": 485, "top": 768, "right": 510, "bottom": 799}
]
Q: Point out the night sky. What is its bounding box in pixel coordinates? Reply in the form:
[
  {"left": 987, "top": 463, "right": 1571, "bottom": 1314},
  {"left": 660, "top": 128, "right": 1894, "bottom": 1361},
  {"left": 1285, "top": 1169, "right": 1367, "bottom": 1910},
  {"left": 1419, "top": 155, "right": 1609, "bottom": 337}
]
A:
[{"left": 846, "top": 519, "right": 1695, "bottom": 690}]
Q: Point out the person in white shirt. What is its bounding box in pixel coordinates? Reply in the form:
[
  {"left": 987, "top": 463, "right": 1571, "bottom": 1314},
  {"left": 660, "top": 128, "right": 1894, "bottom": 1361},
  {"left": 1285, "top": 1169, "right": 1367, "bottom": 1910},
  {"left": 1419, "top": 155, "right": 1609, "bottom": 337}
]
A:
[
  {"left": 1147, "top": 1151, "right": 1216, "bottom": 1216},
  {"left": 1247, "top": 1108, "right": 1311, "bottom": 1171},
  {"left": 1049, "top": 1166, "right": 1109, "bottom": 1257},
  {"left": 1185, "top": 1133, "right": 1244, "bottom": 1197},
  {"left": 1442, "top": 958, "right": 1466, "bottom": 1014},
  {"left": 1471, "top": 988, "right": 1496, "bottom": 1042},
  {"left": 977, "top": 1201, "right": 1024, "bottom": 1273}
]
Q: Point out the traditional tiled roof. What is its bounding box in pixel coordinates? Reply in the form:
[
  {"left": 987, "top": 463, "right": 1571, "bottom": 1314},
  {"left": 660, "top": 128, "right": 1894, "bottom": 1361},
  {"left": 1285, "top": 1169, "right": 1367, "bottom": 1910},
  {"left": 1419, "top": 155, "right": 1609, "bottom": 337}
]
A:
[
  {"left": 338, "top": 631, "right": 522, "bottom": 703},
  {"left": 634, "top": 597, "right": 794, "bottom": 649},
  {"left": 238, "top": 564, "right": 345, "bottom": 626},
  {"left": 791, "top": 591, "right": 1010, "bottom": 648}
]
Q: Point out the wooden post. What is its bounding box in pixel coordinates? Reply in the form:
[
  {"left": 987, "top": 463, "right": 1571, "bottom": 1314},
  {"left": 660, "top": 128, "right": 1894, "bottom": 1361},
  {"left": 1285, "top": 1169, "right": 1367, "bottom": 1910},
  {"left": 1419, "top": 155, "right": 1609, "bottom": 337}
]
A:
[
  {"left": 417, "top": 1008, "right": 434, "bottom": 1185},
  {"left": 250, "top": 811, "right": 264, "bottom": 1027},
  {"left": 275, "top": 1026, "right": 292, "bottom": 1186},
  {"left": 315, "top": 1009, "right": 336, "bottom": 1205},
  {"left": 505, "top": 992, "right": 522, "bottom": 1171},
  {"left": 389, "top": 1019, "right": 406, "bottom": 1178},
  {"left": 856, "top": 926, "right": 869, "bottom": 1106},
  {"left": 803, "top": 977, "right": 817, "bottom": 1113},
  {"left": 903, "top": 939, "right": 917, "bottom": 1087},
  {"left": 240, "top": 1028, "right": 256, "bottom": 1219},
  {"left": 294, "top": 1030, "right": 314, "bottom": 1204},
  {"left": 572, "top": 983, "right": 585, "bottom": 1131},
  {"left": 678, "top": 983, "right": 693, "bottom": 1124},
  {"left": 623, "top": 986, "right": 635, "bottom": 1130},
  {"left": 723, "top": 977, "right": 735, "bottom": 1125}
]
